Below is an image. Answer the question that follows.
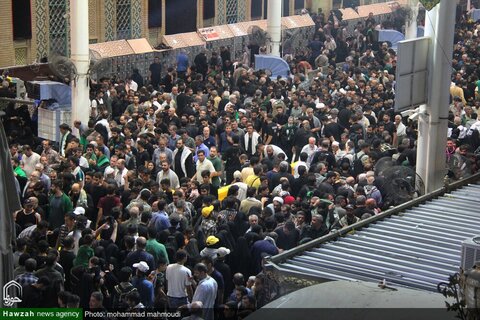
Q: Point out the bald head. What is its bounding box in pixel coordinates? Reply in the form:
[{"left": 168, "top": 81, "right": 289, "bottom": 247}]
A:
[
  {"left": 71, "top": 183, "right": 81, "bottom": 193},
  {"left": 136, "top": 237, "right": 147, "bottom": 249},
  {"left": 129, "top": 206, "right": 140, "bottom": 218}
]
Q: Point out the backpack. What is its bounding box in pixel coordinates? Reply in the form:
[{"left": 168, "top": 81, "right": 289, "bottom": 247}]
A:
[
  {"left": 352, "top": 154, "right": 367, "bottom": 177},
  {"left": 114, "top": 283, "right": 137, "bottom": 309}
]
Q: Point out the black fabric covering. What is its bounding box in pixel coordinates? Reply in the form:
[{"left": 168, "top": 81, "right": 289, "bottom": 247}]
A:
[
  {"left": 283, "top": 0, "right": 289, "bottom": 16},
  {"left": 148, "top": 0, "right": 162, "bottom": 28},
  {"left": 251, "top": 0, "right": 262, "bottom": 19},
  {"left": 294, "top": 0, "right": 304, "bottom": 10},
  {"left": 165, "top": 0, "right": 197, "bottom": 35},
  {"left": 203, "top": 0, "right": 215, "bottom": 20},
  {"left": 13, "top": 0, "right": 32, "bottom": 40}
]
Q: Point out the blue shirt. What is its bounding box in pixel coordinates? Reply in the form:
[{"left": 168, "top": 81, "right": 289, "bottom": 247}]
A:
[
  {"left": 151, "top": 211, "right": 171, "bottom": 232},
  {"left": 177, "top": 53, "right": 189, "bottom": 72},
  {"left": 203, "top": 136, "right": 216, "bottom": 149},
  {"left": 132, "top": 276, "right": 154, "bottom": 308},
  {"left": 219, "top": 132, "right": 233, "bottom": 153},
  {"left": 194, "top": 144, "right": 210, "bottom": 162}
]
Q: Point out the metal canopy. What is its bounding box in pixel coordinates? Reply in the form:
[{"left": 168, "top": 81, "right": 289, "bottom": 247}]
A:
[{"left": 270, "top": 182, "right": 480, "bottom": 292}]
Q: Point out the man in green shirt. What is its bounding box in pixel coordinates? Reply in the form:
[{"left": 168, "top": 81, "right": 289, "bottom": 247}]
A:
[
  {"left": 207, "top": 146, "right": 223, "bottom": 188},
  {"left": 12, "top": 158, "right": 26, "bottom": 178},
  {"left": 145, "top": 227, "right": 169, "bottom": 265}
]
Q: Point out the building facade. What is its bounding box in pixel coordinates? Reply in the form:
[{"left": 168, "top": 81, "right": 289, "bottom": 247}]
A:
[
  {"left": 2, "top": 0, "right": 407, "bottom": 68},
  {"left": 2, "top": 0, "right": 311, "bottom": 68}
]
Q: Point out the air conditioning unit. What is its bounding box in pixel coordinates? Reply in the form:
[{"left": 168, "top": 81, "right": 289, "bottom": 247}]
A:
[{"left": 461, "top": 236, "right": 480, "bottom": 271}]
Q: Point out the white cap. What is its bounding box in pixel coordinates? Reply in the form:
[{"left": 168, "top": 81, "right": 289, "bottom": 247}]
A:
[
  {"left": 339, "top": 88, "right": 347, "bottom": 95},
  {"left": 316, "top": 103, "right": 325, "bottom": 109},
  {"left": 217, "top": 247, "right": 231, "bottom": 258},
  {"left": 133, "top": 261, "right": 149, "bottom": 273},
  {"left": 105, "top": 167, "right": 115, "bottom": 175},
  {"left": 233, "top": 171, "right": 242, "bottom": 180},
  {"left": 73, "top": 207, "right": 85, "bottom": 215},
  {"left": 273, "top": 196, "right": 284, "bottom": 204}
]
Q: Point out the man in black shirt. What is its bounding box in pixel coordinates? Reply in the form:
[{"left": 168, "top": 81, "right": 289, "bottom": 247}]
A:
[
  {"left": 301, "top": 214, "right": 328, "bottom": 241},
  {"left": 149, "top": 57, "right": 162, "bottom": 90},
  {"left": 19, "top": 277, "right": 50, "bottom": 307},
  {"left": 274, "top": 221, "right": 299, "bottom": 250}
]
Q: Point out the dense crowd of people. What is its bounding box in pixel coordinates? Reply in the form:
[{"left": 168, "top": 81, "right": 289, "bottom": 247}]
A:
[{"left": 2, "top": 4, "right": 480, "bottom": 319}]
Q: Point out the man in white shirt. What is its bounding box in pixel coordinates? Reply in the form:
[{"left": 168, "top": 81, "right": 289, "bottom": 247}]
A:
[
  {"left": 157, "top": 160, "right": 180, "bottom": 189},
  {"left": 394, "top": 115, "right": 407, "bottom": 146},
  {"left": 300, "top": 137, "right": 319, "bottom": 165},
  {"left": 293, "top": 152, "right": 310, "bottom": 178},
  {"left": 192, "top": 150, "right": 215, "bottom": 182},
  {"left": 192, "top": 263, "right": 217, "bottom": 320},
  {"left": 115, "top": 159, "right": 128, "bottom": 187},
  {"left": 21, "top": 145, "right": 41, "bottom": 177},
  {"left": 126, "top": 78, "right": 138, "bottom": 92},
  {"left": 231, "top": 171, "right": 248, "bottom": 201},
  {"left": 166, "top": 250, "right": 193, "bottom": 309},
  {"left": 104, "top": 155, "right": 119, "bottom": 179}
]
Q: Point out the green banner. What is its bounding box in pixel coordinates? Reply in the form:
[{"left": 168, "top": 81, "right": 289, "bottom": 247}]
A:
[{"left": 0, "top": 309, "right": 82, "bottom": 320}]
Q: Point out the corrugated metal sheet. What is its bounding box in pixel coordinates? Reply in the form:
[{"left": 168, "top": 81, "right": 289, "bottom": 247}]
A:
[{"left": 273, "top": 182, "right": 480, "bottom": 292}]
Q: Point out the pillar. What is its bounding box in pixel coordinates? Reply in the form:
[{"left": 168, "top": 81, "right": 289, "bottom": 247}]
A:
[
  {"left": 417, "top": 0, "right": 456, "bottom": 193},
  {"left": 267, "top": 0, "right": 282, "bottom": 56},
  {"left": 405, "top": 0, "right": 419, "bottom": 39},
  {"left": 70, "top": 0, "right": 90, "bottom": 131}
]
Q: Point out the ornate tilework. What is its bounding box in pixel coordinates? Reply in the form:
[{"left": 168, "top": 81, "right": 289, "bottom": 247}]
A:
[
  {"left": 35, "top": 0, "right": 49, "bottom": 60},
  {"left": 105, "top": 0, "right": 116, "bottom": 41},
  {"left": 217, "top": 0, "right": 226, "bottom": 25},
  {"left": 131, "top": 0, "right": 142, "bottom": 38},
  {"left": 65, "top": 0, "right": 70, "bottom": 56},
  {"left": 89, "top": 0, "right": 98, "bottom": 37},
  {"left": 15, "top": 48, "right": 28, "bottom": 65}
]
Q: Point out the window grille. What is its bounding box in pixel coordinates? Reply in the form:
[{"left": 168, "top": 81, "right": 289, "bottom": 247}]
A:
[
  {"left": 226, "top": 0, "right": 238, "bottom": 24},
  {"left": 117, "top": 0, "right": 132, "bottom": 39},
  {"left": 49, "top": 0, "right": 68, "bottom": 56}
]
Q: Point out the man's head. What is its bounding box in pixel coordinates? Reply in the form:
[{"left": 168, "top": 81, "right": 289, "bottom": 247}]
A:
[
  {"left": 176, "top": 138, "right": 184, "bottom": 150},
  {"left": 193, "top": 263, "right": 209, "bottom": 281},
  {"left": 311, "top": 214, "right": 324, "bottom": 228},
  {"left": 197, "top": 150, "right": 206, "bottom": 162},
  {"left": 175, "top": 249, "right": 188, "bottom": 264},
  {"left": 210, "top": 146, "right": 218, "bottom": 158},
  {"left": 89, "top": 291, "right": 104, "bottom": 309},
  {"left": 248, "top": 214, "right": 258, "bottom": 226}
]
